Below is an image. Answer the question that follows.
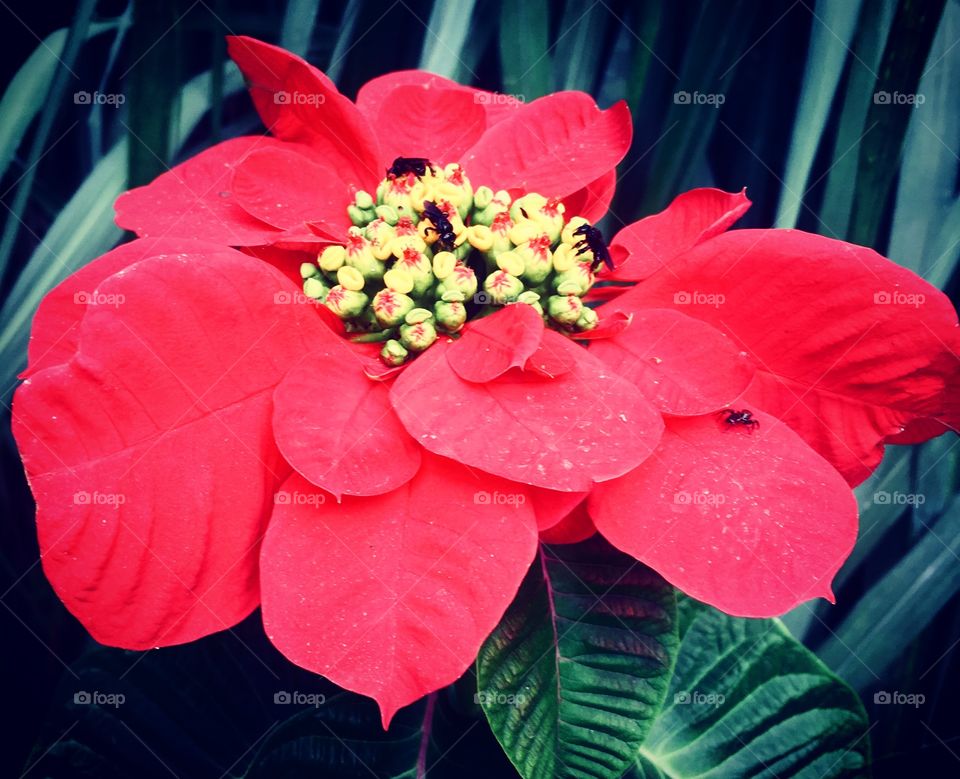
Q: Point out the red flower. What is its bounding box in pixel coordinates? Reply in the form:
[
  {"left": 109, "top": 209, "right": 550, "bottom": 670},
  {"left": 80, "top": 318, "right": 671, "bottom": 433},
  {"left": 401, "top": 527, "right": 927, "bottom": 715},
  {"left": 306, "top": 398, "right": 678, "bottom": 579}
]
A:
[{"left": 12, "top": 37, "right": 959, "bottom": 728}]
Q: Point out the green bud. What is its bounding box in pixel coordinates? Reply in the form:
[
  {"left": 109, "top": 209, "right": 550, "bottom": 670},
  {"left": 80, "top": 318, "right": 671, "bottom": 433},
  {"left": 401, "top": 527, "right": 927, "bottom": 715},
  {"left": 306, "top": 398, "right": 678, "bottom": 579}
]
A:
[
  {"left": 303, "top": 277, "right": 329, "bottom": 301},
  {"left": 441, "top": 289, "right": 466, "bottom": 303},
  {"left": 552, "top": 263, "right": 594, "bottom": 296},
  {"left": 482, "top": 270, "right": 525, "bottom": 305},
  {"left": 577, "top": 305, "right": 599, "bottom": 331},
  {"left": 404, "top": 307, "right": 434, "bottom": 325},
  {"left": 374, "top": 204, "right": 399, "bottom": 225},
  {"left": 400, "top": 318, "right": 438, "bottom": 352},
  {"left": 380, "top": 339, "right": 409, "bottom": 367},
  {"left": 371, "top": 288, "right": 415, "bottom": 327},
  {"left": 300, "top": 262, "right": 320, "bottom": 280},
  {"left": 517, "top": 290, "right": 544, "bottom": 316},
  {"left": 547, "top": 294, "right": 584, "bottom": 326},
  {"left": 355, "top": 190, "right": 374, "bottom": 210},
  {"left": 473, "top": 185, "right": 493, "bottom": 210},
  {"left": 348, "top": 204, "right": 368, "bottom": 226},
  {"left": 346, "top": 250, "right": 386, "bottom": 283},
  {"left": 325, "top": 286, "right": 369, "bottom": 319},
  {"left": 436, "top": 264, "right": 478, "bottom": 300},
  {"left": 434, "top": 299, "right": 467, "bottom": 332}
]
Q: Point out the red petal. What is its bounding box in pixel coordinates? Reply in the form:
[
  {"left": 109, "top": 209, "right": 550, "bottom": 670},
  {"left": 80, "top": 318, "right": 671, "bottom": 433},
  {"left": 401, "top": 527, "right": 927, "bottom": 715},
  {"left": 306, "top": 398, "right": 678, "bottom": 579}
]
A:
[
  {"left": 589, "top": 308, "right": 755, "bottom": 415},
  {"left": 231, "top": 146, "right": 353, "bottom": 235},
  {"left": 562, "top": 169, "right": 617, "bottom": 222},
  {"left": 12, "top": 250, "right": 329, "bottom": 648},
  {"left": 589, "top": 412, "right": 858, "bottom": 617},
  {"left": 540, "top": 501, "right": 595, "bottom": 544},
  {"left": 273, "top": 344, "right": 422, "bottom": 498},
  {"left": 364, "top": 85, "right": 486, "bottom": 168},
  {"left": 460, "top": 93, "right": 632, "bottom": 199},
  {"left": 607, "top": 187, "right": 751, "bottom": 281},
  {"left": 226, "top": 36, "right": 380, "bottom": 192},
  {"left": 524, "top": 330, "right": 576, "bottom": 378},
  {"left": 610, "top": 229, "right": 960, "bottom": 485},
  {"left": 260, "top": 454, "right": 538, "bottom": 727},
  {"left": 446, "top": 304, "right": 544, "bottom": 382},
  {"left": 24, "top": 238, "right": 241, "bottom": 377},
  {"left": 114, "top": 137, "right": 289, "bottom": 245},
  {"left": 527, "top": 485, "right": 588, "bottom": 531},
  {"left": 390, "top": 336, "right": 663, "bottom": 491},
  {"left": 572, "top": 310, "right": 632, "bottom": 340},
  {"left": 356, "top": 70, "right": 521, "bottom": 130}
]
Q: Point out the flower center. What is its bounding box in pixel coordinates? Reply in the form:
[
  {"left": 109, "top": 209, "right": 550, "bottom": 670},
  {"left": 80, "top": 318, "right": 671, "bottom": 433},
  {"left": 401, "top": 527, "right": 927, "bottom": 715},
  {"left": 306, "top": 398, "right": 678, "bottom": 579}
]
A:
[{"left": 300, "top": 157, "right": 608, "bottom": 366}]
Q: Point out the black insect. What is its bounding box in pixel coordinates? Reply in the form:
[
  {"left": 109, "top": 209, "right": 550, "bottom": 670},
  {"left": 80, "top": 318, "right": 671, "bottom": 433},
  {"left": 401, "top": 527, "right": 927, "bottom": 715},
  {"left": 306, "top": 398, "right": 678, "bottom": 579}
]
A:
[
  {"left": 719, "top": 408, "right": 760, "bottom": 433},
  {"left": 572, "top": 224, "right": 614, "bottom": 271},
  {"left": 387, "top": 157, "right": 434, "bottom": 179},
  {"left": 422, "top": 200, "right": 457, "bottom": 252}
]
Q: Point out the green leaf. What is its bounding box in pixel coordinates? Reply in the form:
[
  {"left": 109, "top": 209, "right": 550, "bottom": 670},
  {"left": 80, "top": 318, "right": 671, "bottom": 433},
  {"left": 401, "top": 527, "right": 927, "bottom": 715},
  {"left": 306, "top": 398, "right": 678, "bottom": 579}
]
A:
[
  {"left": 847, "top": 0, "right": 947, "bottom": 249},
  {"left": 477, "top": 537, "right": 679, "bottom": 779},
  {"left": 774, "top": 0, "right": 863, "bottom": 229},
  {"left": 419, "top": 0, "right": 479, "bottom": 78},
  {"left": 818, "top": 0, "right": 896, "bottom": 239},
  {"left": 499, "top": 0, "right": 552, "bottom": 99},
  {"left": 817, "top": 491, "right": 960, "bottom": 691},
  {"left": 630, "top": 607, "right": 871, "bottom": 778}
]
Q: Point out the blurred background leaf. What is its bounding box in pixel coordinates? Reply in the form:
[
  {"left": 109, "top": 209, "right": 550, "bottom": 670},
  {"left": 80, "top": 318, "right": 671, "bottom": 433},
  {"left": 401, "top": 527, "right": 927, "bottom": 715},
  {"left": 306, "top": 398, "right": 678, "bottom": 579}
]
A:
[{"left": 1, "top": 0, "right": 958, "bottom": 776}]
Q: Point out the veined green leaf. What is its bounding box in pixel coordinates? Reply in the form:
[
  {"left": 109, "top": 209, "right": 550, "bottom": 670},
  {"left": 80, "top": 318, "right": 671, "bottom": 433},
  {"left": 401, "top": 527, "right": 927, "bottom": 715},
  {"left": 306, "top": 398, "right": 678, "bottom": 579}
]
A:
[
  {"left": 631, "top": 607, "right": 871, "bottom": 778},
  {"left": 477, "top": 537, "right": 678, "bottom": 779}
]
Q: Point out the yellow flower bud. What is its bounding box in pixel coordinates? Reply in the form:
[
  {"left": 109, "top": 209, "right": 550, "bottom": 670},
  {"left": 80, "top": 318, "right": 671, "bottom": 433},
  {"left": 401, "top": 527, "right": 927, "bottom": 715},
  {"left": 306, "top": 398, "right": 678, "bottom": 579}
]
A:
[
  {"left": 383, "top": 268, "right": 415, "bottom": 294},
  {"left": 319, "top": 245, "right": 346, "bottom": 272},
  {"left": 337, "top": 266, "right": 365, "bottom": 291}
]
